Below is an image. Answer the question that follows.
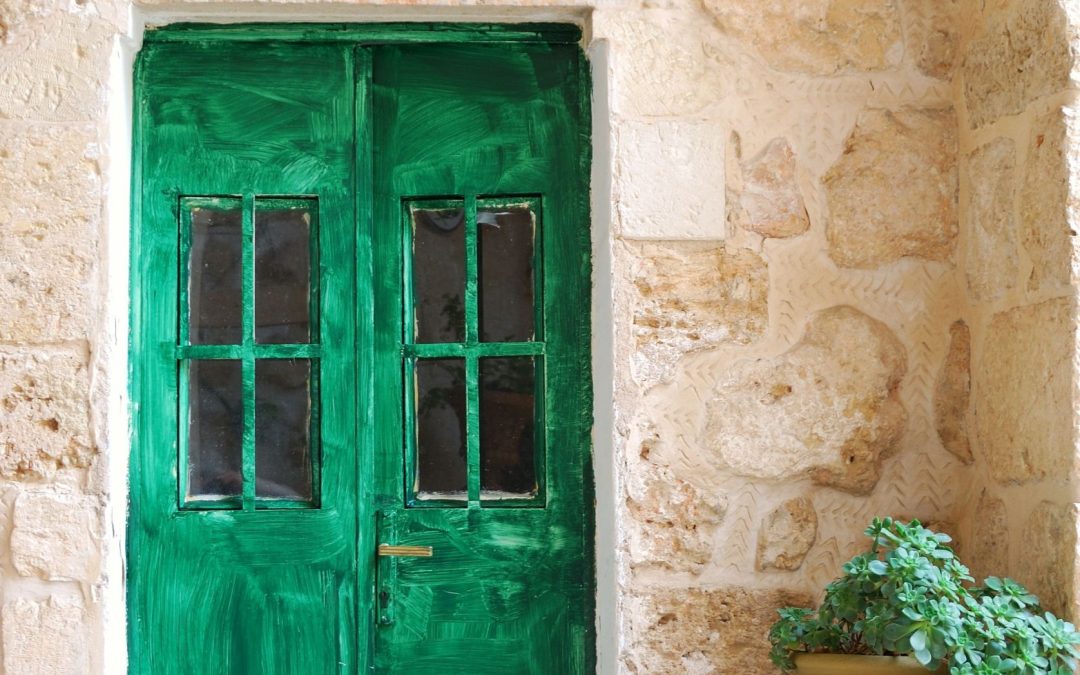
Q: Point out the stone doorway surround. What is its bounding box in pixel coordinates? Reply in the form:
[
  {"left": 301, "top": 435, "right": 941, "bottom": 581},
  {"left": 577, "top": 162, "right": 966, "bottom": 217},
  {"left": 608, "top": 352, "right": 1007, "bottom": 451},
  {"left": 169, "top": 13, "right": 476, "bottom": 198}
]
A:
[{"left": 0, "top": 0, "right": 1078, "bottom": 673}]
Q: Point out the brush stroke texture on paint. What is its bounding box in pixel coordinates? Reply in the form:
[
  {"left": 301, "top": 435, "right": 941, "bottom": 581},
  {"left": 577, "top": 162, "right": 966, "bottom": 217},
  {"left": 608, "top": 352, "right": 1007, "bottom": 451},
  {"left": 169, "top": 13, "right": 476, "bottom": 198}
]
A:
[{"left": 130, "top": 28, "right": 591, "bottom": 675}]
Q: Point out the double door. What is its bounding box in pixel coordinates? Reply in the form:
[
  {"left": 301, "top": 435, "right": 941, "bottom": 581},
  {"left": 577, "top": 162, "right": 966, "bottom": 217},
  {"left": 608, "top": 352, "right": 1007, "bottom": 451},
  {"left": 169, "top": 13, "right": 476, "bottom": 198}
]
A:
[{"left": 129, "top": 29, "right": 592, "bottom": 674}]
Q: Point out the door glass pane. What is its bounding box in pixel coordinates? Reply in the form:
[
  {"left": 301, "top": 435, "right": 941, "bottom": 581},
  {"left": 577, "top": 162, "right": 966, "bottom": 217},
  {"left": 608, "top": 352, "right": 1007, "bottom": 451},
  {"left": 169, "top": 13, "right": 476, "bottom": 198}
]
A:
[
  {"left": 479, "top": 205, "right": 535, "bottom": 342},
  {"left": 411, "top": 204, "right": 465, "bottom": 343},
  {"left": 480, "top": 357, "right": 537, "bottom": 498},
  {"left": 187, "top": 359, "right": 243, "bottom": 501},
  {"left": 188, "top": 204, "right": 243, "bottom": 344},
  {"left": 255, "top": 359, "right": 313, "bottom": 501},
  {"left": 255, "top": 202, "right": 313, "bottom": 344},
  {"left": 414, "top": 359, "right": 467, "bottom": 500}
]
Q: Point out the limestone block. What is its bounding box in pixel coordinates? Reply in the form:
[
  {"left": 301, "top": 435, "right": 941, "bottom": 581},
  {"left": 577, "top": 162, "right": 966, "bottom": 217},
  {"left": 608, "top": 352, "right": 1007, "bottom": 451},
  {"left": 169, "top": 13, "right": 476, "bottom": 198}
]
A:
[
  {"left": 933, "top": 320, "right": 972, "bottom": 463},
  {"left": 626, "top": 459, "right": 726, "bottom": 573},
  {"left": 969, "top": 490, "right": 1008, "bottom": 582},
  {"left": 1020, "top": 110, "right": 1073, "bottom": 293},
  {"left": 11, "top": 487, "right": 101, "bottom": 581},
  {"left": 625, "top": 241, "right": 768, "bottom": 385},
  {"left": 703, "top": 0, "right": 902, "bottom": 75},
  {"left": 729, "top": 137, "right": 809, "bottom": 239},
  {"left": 964, "top": 138, "right": 1018, "bottom": 301},
  {"left": 2, "top": 595, "right": 89, "bottom": 674},
  {"left": 616, "top": 119, "right": 727, "bottom": 239},
  {"left": 963, "top": 0, "right": 1073, "bottom": 128},
  {"left": 623, "top": 586, "right": 814, "bottom": 674},
  {"left": 900, "top": 0, "right": 960, "bottom": 79},
  {"left": 825, "top": 108, "right": 958, "bottom": 269},
  {"left": 702, "top": 306, "right": 907, "bottom": 494},
  {"left": 756, "top": 496, "right": 818, "bottom": 571},
  {"left": 975, "top": 298, "right": 1072, "bottom": 485},
  {"left": 0, "top": 123, "right": 100, "bottom": 341},
  {"left": 0, "top": 14, "right": 113, "bottom": 121},
  {"left": 1018, "top": 501, "right": 1074, "bottom": 617},
  {"left": 0, "top": 350, "right": 92, "bottom": 479}
]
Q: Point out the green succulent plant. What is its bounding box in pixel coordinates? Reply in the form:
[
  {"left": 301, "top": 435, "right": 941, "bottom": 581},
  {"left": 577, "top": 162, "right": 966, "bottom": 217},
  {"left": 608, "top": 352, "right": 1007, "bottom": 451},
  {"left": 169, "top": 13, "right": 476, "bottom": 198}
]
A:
[{"left": 768, "top": 518, "right": 1080, "bottom": 674}]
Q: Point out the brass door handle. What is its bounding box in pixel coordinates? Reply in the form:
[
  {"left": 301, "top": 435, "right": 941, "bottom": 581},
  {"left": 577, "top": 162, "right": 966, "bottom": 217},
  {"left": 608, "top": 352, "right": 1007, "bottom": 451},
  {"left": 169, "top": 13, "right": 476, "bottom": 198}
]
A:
[{"left": 378, "top": 544, "right": 433, "bottom": 558}]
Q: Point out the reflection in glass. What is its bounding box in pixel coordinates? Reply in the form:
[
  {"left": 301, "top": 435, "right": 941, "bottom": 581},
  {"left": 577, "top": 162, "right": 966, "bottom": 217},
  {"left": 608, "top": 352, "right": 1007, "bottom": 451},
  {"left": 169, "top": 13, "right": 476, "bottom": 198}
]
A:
[
  {"left": 479, "top": 206, "right": 535, "bottom": 342},
  {"left": 415, "top": 359, "right": 467, "bottom": 499},
  {"left": 480, "top": 357, "right": 537, "bottom": 498},
  {"left": 255, "top": 359, "right": 313, "bottom": 501},
  {"left": 187, "top": 360, "right": 243, "bottom": 501},
  {"left": 411, "top": 206, "right": 465, "bottom": 343},
  {"left": 188, "top": 206, "right": 243, "bottom": 344},
  {"left": 255, "top": 204, "right": 312, "bottom": 344}
]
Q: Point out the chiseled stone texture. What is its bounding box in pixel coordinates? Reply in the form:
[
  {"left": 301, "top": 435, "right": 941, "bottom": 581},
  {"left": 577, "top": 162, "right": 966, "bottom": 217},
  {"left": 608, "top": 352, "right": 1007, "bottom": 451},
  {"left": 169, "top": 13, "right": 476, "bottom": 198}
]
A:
[
  {"left": 825, "top": 108, "right": 958, "bottom": 269},
  {"left": 1018, "top": 501, "right": 1075, "bottom": 617},
  {"left": 626, "top": 241, "right": 768, "bottom": 385},
  {"left": 756, "top": 496, "right": 818, "bottom": 571},
  {"left": 969, "top": 490, "right": 1009, "bottom": 583},
  {"left": 0, "top": 350, "right": 92, "bottom": 479},
  {"left": 934, "top": 320, "right": 972, "bottom": 464},
  {"left": 975, "top": 298, "right": 1073, "bottom": 485},
  {"left": 2, "top": 595, "right": 89, "bottom": 674},
  {"left": 703, "top": 0, "right": 902, "bottom": 75},
  {"left": 626, "top": 459, "right": 726, "bottom": 573},
  {"left": 963, "top": 0, "right": 1074, "bottom": 129},
  {"left": 902, "top": 0, "right": 961, "bottom": 79},
  {"left": 1020, "top": 110, "right": 1074, "bottom": 293},
  {"left": 702, "top": 306, "right": 907, "bottom": 494},
  {"left": 616, "top": 118, "right": 727, "bottom": 239},
  {"left": 964, "top": 138, "right": 1018, "bottom": 301},
  {"left": 623, "top": 586, "right": 814, "bottom": 674},
  {"left": 11, "top": 487, "right": 101, "bottom": 582},
  {"left": 729, "top": 137, "right": 809, "bottom": 239},
  {"left": 0, "top": 123, "right": 100, "bottom": 342}
]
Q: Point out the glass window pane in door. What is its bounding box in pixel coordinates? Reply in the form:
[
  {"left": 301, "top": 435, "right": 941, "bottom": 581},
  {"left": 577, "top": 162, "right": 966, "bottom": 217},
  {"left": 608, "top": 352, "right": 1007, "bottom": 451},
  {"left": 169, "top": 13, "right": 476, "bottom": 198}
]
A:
[
  {"left": 410, "top": 205, "right": 465, "bottom": 343},
  {"left": 255, "top": 359, "right": 313, "bottom": 501},
  {"left": 187, "top": 359, "right": 243, "bottom": 501},
  {"left": 414, "top": 359, "right": 467, "bottom": 500},
  {"left": 188, "top": 203, "right": 243, "bottom": 344},
  {"left": 480, "top": 357, "right": 537, "bottom": 498},
  {"left": 255, "top": 202, "right": 313, "bottom": 344},
  {"left": 479, "top": 205, "right": 535, "bottom": 342}
]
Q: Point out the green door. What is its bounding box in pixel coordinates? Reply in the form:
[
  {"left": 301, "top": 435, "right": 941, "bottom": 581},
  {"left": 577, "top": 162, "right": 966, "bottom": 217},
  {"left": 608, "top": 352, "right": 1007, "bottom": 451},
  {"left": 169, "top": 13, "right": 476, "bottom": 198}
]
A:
[{"left": 130, "top": 27, "right": 592, "bottom": 675}]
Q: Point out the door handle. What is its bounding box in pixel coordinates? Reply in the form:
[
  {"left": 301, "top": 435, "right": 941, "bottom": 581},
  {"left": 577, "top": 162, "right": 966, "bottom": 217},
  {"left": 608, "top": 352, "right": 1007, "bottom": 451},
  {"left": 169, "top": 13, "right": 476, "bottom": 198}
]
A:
[{"left": 378, "top": 544, "right": 433, "bottom": 558}]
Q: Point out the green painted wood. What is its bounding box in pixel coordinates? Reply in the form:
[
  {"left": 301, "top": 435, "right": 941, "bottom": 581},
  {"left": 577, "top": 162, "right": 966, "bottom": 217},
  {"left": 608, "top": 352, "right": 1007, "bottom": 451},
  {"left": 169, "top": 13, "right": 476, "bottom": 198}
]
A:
[
  {"left": 129, "top": 40, "right": 360, "bottom": 674},
  {"left": 131, "top": 27, "right": 591, "bottom": 675},
  {"left": 371, "top": 41, "right": 593, "bottom": 673}
]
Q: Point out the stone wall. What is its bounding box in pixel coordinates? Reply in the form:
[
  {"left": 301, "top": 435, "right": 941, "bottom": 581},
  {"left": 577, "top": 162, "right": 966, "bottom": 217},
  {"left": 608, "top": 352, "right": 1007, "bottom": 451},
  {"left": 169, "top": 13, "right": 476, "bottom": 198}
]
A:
[
  {"left": 952, "top": 0, "right": 1080, "bottom": 619},
  {"left": 0, "top": 0, "right": 1077, "bottom": 672}
]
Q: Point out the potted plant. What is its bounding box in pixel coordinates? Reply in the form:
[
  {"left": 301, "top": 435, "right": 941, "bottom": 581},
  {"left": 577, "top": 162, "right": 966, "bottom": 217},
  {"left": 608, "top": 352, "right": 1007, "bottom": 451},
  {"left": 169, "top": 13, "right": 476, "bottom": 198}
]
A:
[{"left": 769, "top": 518, "right": 1080, "bottom": 674}]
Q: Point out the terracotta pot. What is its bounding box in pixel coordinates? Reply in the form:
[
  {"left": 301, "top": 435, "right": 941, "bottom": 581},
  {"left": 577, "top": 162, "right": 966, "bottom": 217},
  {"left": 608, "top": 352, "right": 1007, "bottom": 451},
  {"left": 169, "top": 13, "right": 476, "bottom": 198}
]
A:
[{"left": 794, "top": 653, "right": 946, "bottom": 674}]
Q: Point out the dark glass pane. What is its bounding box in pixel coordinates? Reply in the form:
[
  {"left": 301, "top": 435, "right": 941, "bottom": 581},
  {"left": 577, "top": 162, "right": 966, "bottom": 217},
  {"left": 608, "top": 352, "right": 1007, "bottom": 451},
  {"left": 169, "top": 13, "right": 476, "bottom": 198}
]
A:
[
  {"left": 480, "top": 357, "right": 537, "bottom": 498},
  {"left": 479, "top": 205, "right": 535, "bottom": 342},
  {"left": 414, "top": 359, "right": 466, "bottom": 499},
  {"left": 187, "top": 360, "right": 243, "bottom": 501},
  {"left": 255, "top": 359, "right": 313, "bottom": 501},
  {"left": 188, "top": 205, "right": 243, "bottom": 344},
  {"left": 411, "top": 205, "right": 465, "bottom": 343},
  {"left": 255, "top": 204, "right": 312, "bottom": 344}
]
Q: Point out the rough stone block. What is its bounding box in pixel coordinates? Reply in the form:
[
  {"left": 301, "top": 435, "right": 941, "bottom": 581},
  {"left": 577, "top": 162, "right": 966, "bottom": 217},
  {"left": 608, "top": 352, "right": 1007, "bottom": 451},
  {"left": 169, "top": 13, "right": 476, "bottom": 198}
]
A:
[
  {"left": 756, "top": 496, "right": 817, "bottom": 571},
  {"left": 11, "top": 487, "right": 101, "bottom": 582},
  {"left": 616, "top": 119, "right": 727, "bottom": 239},
  {"left": 1018, "top": 501, "right": 1075, "bottom": 617},
  {"left": 901, "top": 0, "right": 960, "bottom": 79},
  {"left": 623, "top": 586, "right": 814, "bottom": 673},
  {"left": 2, "top": 595, "right": 89, "bottom": 674},
  {"left": 933, "top": 320, "right": 972, "bottom": 463},
  {"left": 729, "top": 137, "right": 809, "bottom": 239},
  {"left": 964, "top": 137, "right": 1018, "bottom": 301},
  {"left": 703, "top": 0, "right": 903, "bottom": 75},
  {"left": 0, "top": 14, "right": 113, "bottom": 121},
  {"left": 624, "top": 241, "right": 768, "bottom": 385},
  {"left": 825, "top": 108, "right": 958, "bottom": 269},
  {"left": 963, "top": 0, "right": 1073, "bottom": 128},
  {"left": 0, "top": 350, "right": 93, "bottom": 479},
  {"left": 702, "top": 306, "right": 907, "bottom": 494},
  {"left": 0, "top": 123, "right": 100, "bottom": 342},
  {"left": 969, "top": 490, "right": 1008, "bottom": 582},
  {"left": 626, "top": 456, "right": 726, "bottom": 573},
  {"left": 1020, "top": 109, "right": 1074, "bottom": 293}
]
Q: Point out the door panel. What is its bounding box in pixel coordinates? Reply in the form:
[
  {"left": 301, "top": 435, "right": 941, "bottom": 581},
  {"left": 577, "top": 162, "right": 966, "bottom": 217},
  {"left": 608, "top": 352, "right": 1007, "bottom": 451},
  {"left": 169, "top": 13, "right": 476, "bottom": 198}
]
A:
[
  {"left": 371, "top": 43, "right": 593, "bottom": 674},
  {"left": 130, "top": 42, "right": 360, "bottom": 674}
]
